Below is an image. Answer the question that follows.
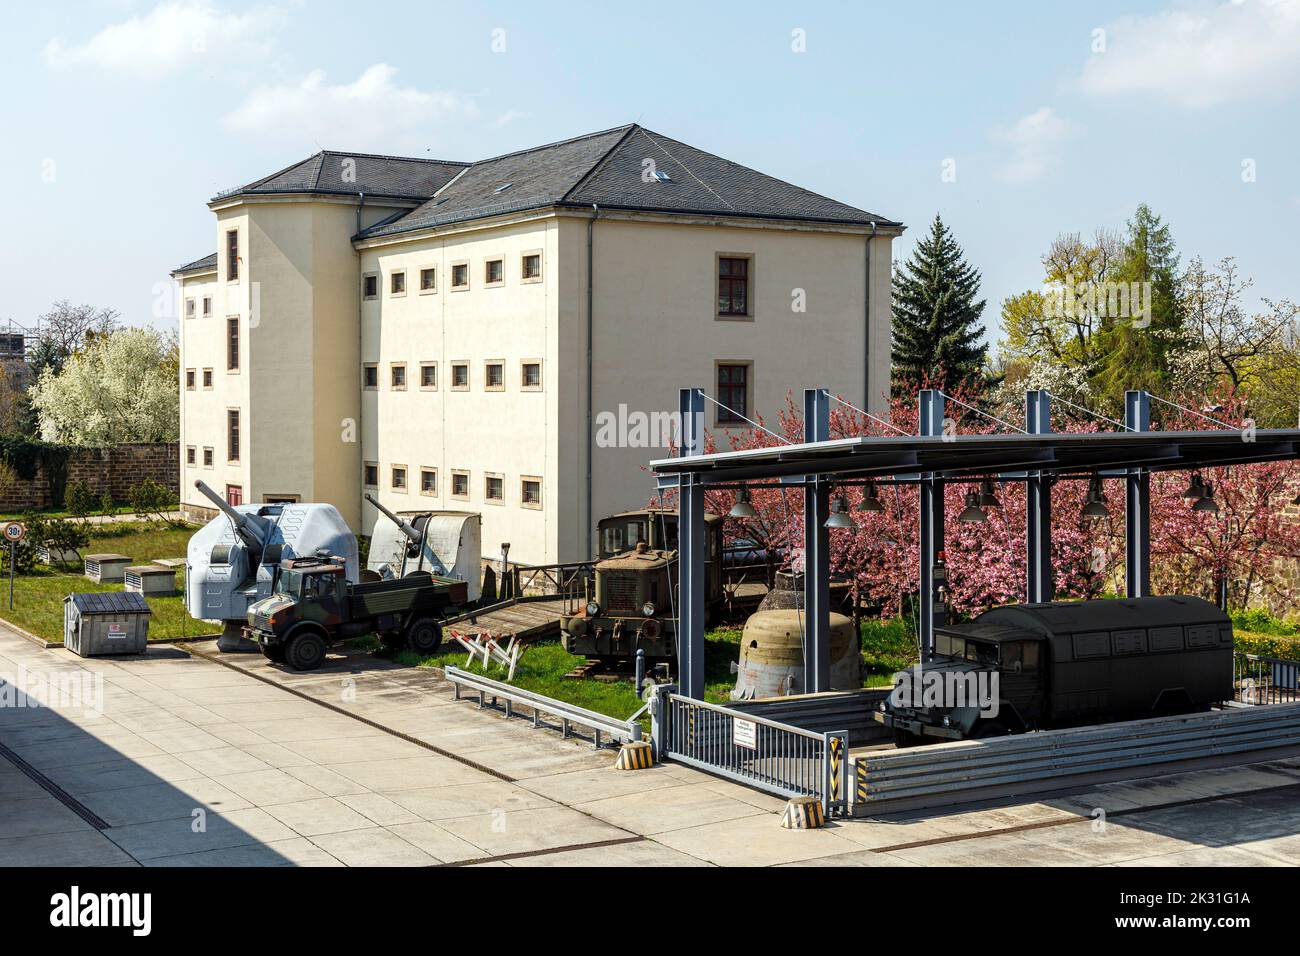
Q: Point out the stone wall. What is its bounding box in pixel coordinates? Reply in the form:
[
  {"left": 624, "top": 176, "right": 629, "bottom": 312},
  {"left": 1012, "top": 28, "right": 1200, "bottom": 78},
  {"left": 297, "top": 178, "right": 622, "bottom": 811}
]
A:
[{"left": 0, "top": 443, "right": 178, "bottom": 512}]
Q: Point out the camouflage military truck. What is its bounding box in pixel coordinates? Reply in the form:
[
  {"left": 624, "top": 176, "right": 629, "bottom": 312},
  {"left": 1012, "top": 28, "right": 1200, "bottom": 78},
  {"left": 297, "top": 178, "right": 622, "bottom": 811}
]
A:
[
  {"left": 561, "top": 510, "right": 725, "bottom": 665},
  {"left": 245, "top": 555, "right": 468, "bottom": 670}
]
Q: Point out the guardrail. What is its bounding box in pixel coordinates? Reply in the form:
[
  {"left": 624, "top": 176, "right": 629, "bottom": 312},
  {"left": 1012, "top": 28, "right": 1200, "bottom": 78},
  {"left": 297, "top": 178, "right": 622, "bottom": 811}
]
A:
[
  {"left": 443, "top": 665, "right": 641, "bottom": 748},
  {"left": 729, "top": 687, "right": 892, "bottom": 747},
  {"left": 852, "top": 702, "right": 1300, "bottom": 810},
  {"left": 1235, "top": 652, "right": 1300, "bottom": 704},
  {"left": 654, "top": 688, "right": 848, "bottom": 815}
]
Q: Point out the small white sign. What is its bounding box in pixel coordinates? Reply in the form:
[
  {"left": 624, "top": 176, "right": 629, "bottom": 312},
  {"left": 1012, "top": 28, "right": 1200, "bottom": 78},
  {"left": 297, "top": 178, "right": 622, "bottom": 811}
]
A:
[
  {"left": 733, "top": 717, "right": 757, "bottom": 750},
  {"left": 108, "top": 623, "right": 125, "bottom": 639}
]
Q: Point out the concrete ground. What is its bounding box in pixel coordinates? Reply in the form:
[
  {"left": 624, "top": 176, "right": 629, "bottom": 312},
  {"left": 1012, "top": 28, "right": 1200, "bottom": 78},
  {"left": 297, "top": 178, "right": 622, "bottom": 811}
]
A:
[{"left": 2, "top": 625, "right": 1299, "bottom": 867}]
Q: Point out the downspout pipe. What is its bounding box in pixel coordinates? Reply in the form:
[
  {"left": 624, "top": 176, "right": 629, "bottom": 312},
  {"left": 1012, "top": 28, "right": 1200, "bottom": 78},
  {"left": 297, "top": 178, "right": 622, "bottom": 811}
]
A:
[
  {"left": 865, "top": 220, "right": 877, "bottom": 410},
  {"left": 586, "top": 204, "right": 598, "bottom": 560},
  {"left": 355, "top": 191, "right": 366, "bottom": 533}
]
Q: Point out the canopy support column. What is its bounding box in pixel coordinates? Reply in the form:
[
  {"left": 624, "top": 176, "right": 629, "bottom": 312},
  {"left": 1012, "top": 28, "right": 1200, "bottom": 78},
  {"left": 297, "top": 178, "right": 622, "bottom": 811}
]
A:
[
  {"left": 677, "top": 387, "right": 707, "bottom": 699},
  {"left": 1125, "top": 390, "right": 1151, "bottom": 598},
  {"left": 918, "top": 389, "right": 945, "bottom": 660},
  {"left": 803, "top": 388, "right": 831, "bottom": 693},
  {"left": 1026, "top": 390, "right": 1053, "bottom": 603}
]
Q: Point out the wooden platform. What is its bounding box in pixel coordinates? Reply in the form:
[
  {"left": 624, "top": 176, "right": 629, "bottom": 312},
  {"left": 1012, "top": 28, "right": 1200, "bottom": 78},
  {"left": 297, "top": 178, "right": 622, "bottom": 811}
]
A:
[{"left": 444, "top": 597, "right": 570, "bottom": 641}]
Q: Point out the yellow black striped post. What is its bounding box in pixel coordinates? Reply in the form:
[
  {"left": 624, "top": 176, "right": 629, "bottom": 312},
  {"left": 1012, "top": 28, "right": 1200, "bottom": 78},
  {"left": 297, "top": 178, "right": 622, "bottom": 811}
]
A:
[
  {"left": 855, "top": 762, "right": 869, "bottom": 805},
  {"left": 828, "top": 736, "right": 843, "bottom": 805},
  {"left": 613, "top": 740, "right": 655, "bottom": 770},
  {"left": 780, "top": 796, "right": 826, "bottom": 829}
]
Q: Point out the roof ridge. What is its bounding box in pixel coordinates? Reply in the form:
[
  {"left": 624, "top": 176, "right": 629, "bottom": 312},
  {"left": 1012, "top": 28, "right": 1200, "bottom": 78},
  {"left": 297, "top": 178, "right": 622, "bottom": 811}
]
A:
[
  {"left": 636, "top": 127, "right": 737, "bottom": 212},
  {"left": 558, "top": 124, "right": 641, "bottom": 204},
  {"left": 241, "top": 151, "right": 325, "bottom": 193},
  {"left": 465, "top": 124, "right": 634, "bottom": 169},
  {"left": 318, "top": 148, "right": 470, "bottom": 166}
]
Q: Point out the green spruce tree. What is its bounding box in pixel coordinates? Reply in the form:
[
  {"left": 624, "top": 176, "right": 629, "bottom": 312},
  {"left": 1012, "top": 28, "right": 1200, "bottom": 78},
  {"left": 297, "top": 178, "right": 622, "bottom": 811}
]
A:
[
  {"left": 891, "top": 214, "right": 988, "bottom": 393},
  {"left": 1091, "top": 204, "right": 1184, "bottom": 407}
]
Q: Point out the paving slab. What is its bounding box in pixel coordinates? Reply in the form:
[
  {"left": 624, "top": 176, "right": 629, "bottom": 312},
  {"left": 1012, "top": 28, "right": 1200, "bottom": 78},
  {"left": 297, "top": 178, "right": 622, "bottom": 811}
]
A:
[
  {"left": 0, "top": 828, "right": 139, "bottom": 867},
  {"left": 507, "top": 839, "right": 714, "bottom": 867},
  {"left": 78, "top": 777, "right": 253, "bottom": 828},
  {"left": 327, "top": 755, "right": 493, "bottom": 791},
  {"left": 212, "top": 768, "right": 330, "bottom": 806},
  {"left": 519, "top": 765, "right": 690, "bottom": 805},
  {"left": 104, "top": 807, "right": 300, "bottom": 862},
  {"left": 337, "top": 792, "right": 424, "bottom": 827},
  {"left": 0, "top": 795, "right": 95, "bottom": 840},
  {"left": 308, "top": 827, "right": 440, "bottom": 866},
  {"left": 263, "top": 797, "right": 377, "bottom": 837},
  {"left": 654, "top": 814, "right": 866, "bottom": 867},
  {"left": 145, "top": 837, "right": 345, "bottom": 867},
  {"left": 384, "top": 821, "right": 486, "bottom": 863},
  {"left": 434, "top": 805, "right": 632, "bottom": 857},
  {"left": 1116, "top": 845, "right": 1290, "bottom": 867},
  {"left": 387, "top": 780, "right": 556, "bottom": 821},
  {"left": 576, "top": 783, "right": 769, "bottom": 835}
]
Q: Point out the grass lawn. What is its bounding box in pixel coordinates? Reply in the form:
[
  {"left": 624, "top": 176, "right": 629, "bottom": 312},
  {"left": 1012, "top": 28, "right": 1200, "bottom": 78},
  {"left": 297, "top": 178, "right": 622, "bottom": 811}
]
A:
[
  {"left": 374, "top": 615, "right": 922, "bottom": 723},
  {"left": 0, "top": 521, "right": 213, "bottom": 644}
]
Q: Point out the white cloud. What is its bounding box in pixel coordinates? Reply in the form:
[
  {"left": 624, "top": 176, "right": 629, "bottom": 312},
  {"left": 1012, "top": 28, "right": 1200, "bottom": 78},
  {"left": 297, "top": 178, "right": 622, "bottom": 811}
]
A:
[
  {"left": 44, "top": 1, "right": 281, "bottom": 76},
  {"left": 993, "top": 107, "right": 1074, "bottom": 183},
  {"left": 1080, "top": 0, "right": 1300, "bottom": 108},
  {"left": 221, "top": 64, "right": 477, "bottom": 150},
  {"left": 493, "top": 109, "right": 531, "bottom": 129}
]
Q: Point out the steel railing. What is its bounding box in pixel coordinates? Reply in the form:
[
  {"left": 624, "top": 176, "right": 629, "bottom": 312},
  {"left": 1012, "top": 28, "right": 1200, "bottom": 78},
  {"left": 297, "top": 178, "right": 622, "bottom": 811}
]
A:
[
  {"left": 444, "top": 665, "right": 641, "bottom": 747},
  {"left": 654, "top": 688, "right": 848, "bottom": 815},
  {"left": 853, "top": 702, "right": 1300, "bottom": 808},
  {"left": 1235, "top": 652, "right": 1300, "bottom": 704}
]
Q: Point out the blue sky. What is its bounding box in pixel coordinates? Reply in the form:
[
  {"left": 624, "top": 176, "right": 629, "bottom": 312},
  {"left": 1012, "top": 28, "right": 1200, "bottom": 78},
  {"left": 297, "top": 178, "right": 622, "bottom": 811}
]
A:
[{"left": 3, "top": 0, "right": 1297, "bottom": 344}]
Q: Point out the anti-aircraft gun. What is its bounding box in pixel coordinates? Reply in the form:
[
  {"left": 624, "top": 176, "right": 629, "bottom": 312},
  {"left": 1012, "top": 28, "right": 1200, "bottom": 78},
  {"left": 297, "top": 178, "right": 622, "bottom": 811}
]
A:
[
  {"left": 364, "top": 493, "right": 482, "bottom": 602},
  {"left": 186, "top": 480, "right": 358, "bottom": 651}
]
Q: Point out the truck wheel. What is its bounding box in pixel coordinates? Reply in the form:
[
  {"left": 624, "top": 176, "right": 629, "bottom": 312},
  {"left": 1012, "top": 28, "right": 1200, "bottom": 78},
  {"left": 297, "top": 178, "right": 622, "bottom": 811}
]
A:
[
  {"left": 285, "top": 631, "right": 327, "bottom": 671},
  {"left": 405, "top": 617, "right": 443, "bottom": 655},
  {"left": 262, "top": 644, "right": 286, "bottom": 664}
]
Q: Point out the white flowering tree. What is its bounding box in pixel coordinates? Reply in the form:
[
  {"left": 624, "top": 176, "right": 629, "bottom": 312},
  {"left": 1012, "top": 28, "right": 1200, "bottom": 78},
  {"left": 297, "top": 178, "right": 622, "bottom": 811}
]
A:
[{"left": 30, "top": 326, "right": 178, "bottom": 445}]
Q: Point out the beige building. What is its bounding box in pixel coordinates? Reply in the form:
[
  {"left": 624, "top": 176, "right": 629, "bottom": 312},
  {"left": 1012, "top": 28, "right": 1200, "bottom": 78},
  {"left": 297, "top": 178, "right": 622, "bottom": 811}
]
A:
[{"left": 174, "top": 125, "right": 902, "bottom": 565}]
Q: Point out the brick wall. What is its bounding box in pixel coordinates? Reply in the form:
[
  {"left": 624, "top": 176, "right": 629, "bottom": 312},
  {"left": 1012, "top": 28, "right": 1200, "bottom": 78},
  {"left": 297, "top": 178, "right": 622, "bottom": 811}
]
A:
[{"left": 0, "top": 443, "right": 178, "bottom": 512}]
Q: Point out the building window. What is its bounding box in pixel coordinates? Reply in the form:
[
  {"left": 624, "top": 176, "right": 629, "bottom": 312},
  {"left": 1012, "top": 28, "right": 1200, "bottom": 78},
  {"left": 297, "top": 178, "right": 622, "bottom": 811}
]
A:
[
  {"left": 420, "top": 468, "right": 437, "bottom": 496},
  {"left": 202, "top": 368, "right": 213, "bottom": 388},
  {"left": 185, "top": 297, "right": 195, "bottom": 319},
  {"left": 521, "top": 361, "right": 542, "bottom": 391},
  {"left": 484, "top": 257, "right": 504, "bottom": 286},
  {"left": 392, "top": 465, "right": 407, "bottom": 491},
  {"left": 363, "top": 274, "right": 378, "bottom": 299},
  {"left": 390, "top": 270, "right": 406, "bottom": 296},
  {"left": 521, "top": 252, "right": 542, "bottom": 282},
  {"left": 485, "top": 473, "right": 504, "bottom": 503},
  {"left": 226, "top": 317, "right": 239, "bottom": 371},
  {"left": 226, "top": 484, "right": 243, "bottom": 506},
  {"left": 716, "top": 364, "right": 750, "bottom": 424},
  {"left": 451, "top": 362, "right": 469, "bottom": 390},
  {"left": 717, "top": 256, "right": 750, "bottom": 317},
  {"left": 185, "top": 369, "right": 196, "bottom": 390},
  {"left": 451, "top": 470, "right": 469, "bottom": 499},
  {"left": 419, "top": 362, "right": 437, "bottom": 389},
  {"left": 363, "top": 363, "right": 378, "bottom": 389},
  {"left": 202, "top": 296, "right": 212, "bottom": 317},
  {"left": 521, "top": 476, "right": 542, "bottom": 510},
  {"left": 485, "top": 361, "right": 504, "bottom": 391},
  {"left": 203, "top": 447, "right": 214, "bottom": 467},
  {"left": 419, "top": 267, "right": 436, "bottom": 293},
  {"left": 186, "top": 446, "right": 196, "bottom": 465},
  {"left": 226, "top": 229, "right": 239, "bottom": 281},
  {"left": 451, "top": 262, "right": 469, "bottom": 290},
  {"left": 227, "top": 409, "right": 241, "bottom": 462},
  {"left": 363, "top": 462, "right": 379, "bottom": 487},
  {"left": 390, "top": 363, "right": 407, "bottom": 390}
]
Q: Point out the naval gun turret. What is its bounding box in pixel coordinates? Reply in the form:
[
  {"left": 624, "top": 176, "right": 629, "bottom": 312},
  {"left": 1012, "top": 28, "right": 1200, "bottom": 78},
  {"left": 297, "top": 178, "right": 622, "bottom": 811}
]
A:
[
  {"left": 364, "top": 493, "right": 482, "bottom": 602},
  {"left": 186, "top": 480, "right": 358, "bottom": 651}
]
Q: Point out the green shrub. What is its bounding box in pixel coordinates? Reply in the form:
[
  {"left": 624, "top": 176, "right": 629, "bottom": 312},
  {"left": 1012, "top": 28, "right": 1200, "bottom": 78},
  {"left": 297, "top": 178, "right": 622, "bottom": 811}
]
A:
[
  {"left": 1230, "top": 608, "right": 1296, "bottom": 636},
  {"left": 39, "top": 519, "right": 90, "bottom": 562},
  {"left": 128, "top": 478, "right": 171, "bottom": 520},
  {"left": 99, "top": 489, "right": 115, "bottom": 516},
  {"left": 1235, "top": 630, "right": 1300, "bottom": 662},
  {"left": 861, "top": 615, "right": 920, "bottom": 674},
  {"left": 0, "top": 542, "right": 37, "bottom": 575},
  {"left": 65, "top": 480, "right": 96, "bottom": 521}
]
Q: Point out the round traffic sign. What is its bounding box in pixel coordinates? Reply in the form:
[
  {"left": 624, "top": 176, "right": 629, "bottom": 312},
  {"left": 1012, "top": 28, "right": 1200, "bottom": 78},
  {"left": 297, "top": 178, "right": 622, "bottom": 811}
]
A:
[{"left": 2, "top": 521, "right": 25, "bottom": 543}]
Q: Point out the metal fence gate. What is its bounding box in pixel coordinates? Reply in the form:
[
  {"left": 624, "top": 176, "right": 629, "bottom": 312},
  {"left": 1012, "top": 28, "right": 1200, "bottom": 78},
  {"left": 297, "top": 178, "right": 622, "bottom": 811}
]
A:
[
  {"left": 1235, "top": 652, "right": 1300, "bottom": 705},
  {"left": 652, "top": 688, "right": 848, "bottom": 816}
]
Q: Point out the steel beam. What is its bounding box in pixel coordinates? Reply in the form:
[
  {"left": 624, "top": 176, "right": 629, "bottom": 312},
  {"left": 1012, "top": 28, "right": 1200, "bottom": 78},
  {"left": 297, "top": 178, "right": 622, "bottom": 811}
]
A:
[
  {"left": 803, "top": 388, "right": 831, "bottom": 693},
  {"left": 677, "top": 387, "right": 707, "bottom": 699},
  {"left": 918, "top": 390, "right": 945, "bottom": 660},
  {"left": 1025, "top": 390, "right": 1053, "bottom": 603},
  {"left": 1125, "top": 390, "right": 1151, "bottom": 598}
]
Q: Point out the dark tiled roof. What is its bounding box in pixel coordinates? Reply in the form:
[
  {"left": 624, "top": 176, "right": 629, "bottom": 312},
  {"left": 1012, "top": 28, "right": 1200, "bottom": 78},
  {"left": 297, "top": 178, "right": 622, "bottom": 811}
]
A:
[
  {"left": 66, "top": 592, "right": 152, "bottom": 616},
  {"left": 359, "top": 124, "right": 898, "bottom": 239},
  {"left": 216, "top": 151, "right": 468, "bottom": 203},
  {"left": 172, "top": 252, "right": 217, "bottom": 276},
  {"left": 360, "top": 126, "right": 631, "bottom": 238}
]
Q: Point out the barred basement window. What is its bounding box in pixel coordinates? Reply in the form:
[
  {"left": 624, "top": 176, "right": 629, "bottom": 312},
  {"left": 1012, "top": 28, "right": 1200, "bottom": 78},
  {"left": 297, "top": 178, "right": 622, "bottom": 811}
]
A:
[
  {"left": 451, "top": 471, "right": 469, "bottom": 499},
  {"left": 390, "top": 363, "right": 407, "bottom": 390},
  {"left": 392, "top": 466, "right": 407, "bottom": 491},
  {"left": 485, "top": 474, "right": 503, "bottom": 501},
  {"left": 485, "top": 361, "right": 504, "bottom": 390},
  {"left": 363, "top": 363, "right": 378, "bottom": 389},
  {"left": 521, "top": 477, "right": 542, "bottom": 509},
  {"left": 419, "top": 267, "right": 436, "bottom": 292},
  {"left": 485, "top": 258, "right": 504, "bottom": 286},
  {"left": 185, "top": 369, "right": 196, "bottom": 390},
  {"left": 363, "top": 463, "right": 378, "bottom": 487},
  {"left": 203, "top": 447, "right": 214, "bottom": 467},
  {"left": 186, "top": 446, "right": 196, "bottom": 465},
  {"left": 451, "top": 362, "right": 469, "bottom": 390},
  {"left": 521, "top": 253, "right": 541, "bottom": 281},
  {"left": 451, "top": 262, "right": 468, "bottom": 289},
  {"left": 420, "top": 363, "right": 437, "bottom": 389},
  {"left": 363, "top": 274, "right": 378, "bottom": 299},
  {"left": 390, "top": 270, "right": 406, "bottom": 296},
  {"left": 521, "top": 361, "right": 541, "bottom": 390},
  {"left": 420, "top": 468, "right": 437, "bottom": 495}
]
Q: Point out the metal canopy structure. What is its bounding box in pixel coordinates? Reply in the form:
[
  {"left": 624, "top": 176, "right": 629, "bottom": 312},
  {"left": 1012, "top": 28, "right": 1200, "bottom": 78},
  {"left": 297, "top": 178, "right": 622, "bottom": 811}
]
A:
[{"left": 651, "top": 387, "right": 1300, "bottom": 699}]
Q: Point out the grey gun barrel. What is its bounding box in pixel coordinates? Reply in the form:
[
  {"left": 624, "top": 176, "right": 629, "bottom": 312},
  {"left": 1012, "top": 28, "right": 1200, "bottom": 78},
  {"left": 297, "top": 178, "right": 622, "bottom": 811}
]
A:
[
  {"left": 365, "top": 493, "right": 422, "bottom": 544},
  {"left": 194, "top": 479, "right": 271, "bottom": 549}
]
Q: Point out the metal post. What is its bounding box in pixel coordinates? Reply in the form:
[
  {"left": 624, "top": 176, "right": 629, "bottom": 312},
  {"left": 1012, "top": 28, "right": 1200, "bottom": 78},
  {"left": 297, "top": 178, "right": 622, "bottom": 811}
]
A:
[
  {"left": 803, "top": 388, "right": 831, "bottom": 694},
  {"left": 677, "top": 387, "right": 707, "bottom": 699},
  {"left": 1025, "top": 390, "right": 1053, "bottom": 603},
  {"left": 8, "top": 542, "right": 13, "bottom": 609},
  {"left": 634, "top": 647, "right": 646, "bottom": 698},
  {"left": 918, "top": 389, "right": 945, "bottom": 660},
  {"left": 1124, "top": 390, "right": 1151, "bottom": 598}
]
